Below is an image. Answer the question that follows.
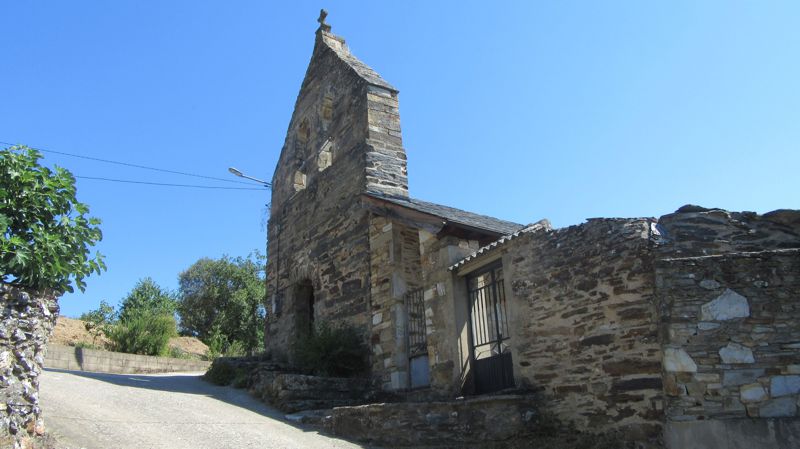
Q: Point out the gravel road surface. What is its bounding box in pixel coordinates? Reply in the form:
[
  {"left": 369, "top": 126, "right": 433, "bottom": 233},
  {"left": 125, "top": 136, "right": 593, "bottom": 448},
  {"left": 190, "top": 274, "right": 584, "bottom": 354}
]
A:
[{"left": 40, "top": 369, "right": 364, "bottom": 449}]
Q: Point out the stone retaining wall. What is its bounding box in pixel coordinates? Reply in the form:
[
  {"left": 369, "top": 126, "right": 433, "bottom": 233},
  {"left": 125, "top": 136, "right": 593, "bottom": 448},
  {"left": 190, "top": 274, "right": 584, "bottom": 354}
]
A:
[
  {"left": 245, "top": 364, "right": 375, "bottom": 413},
  {"left": 325, "top": 394, "right": 538, "bottom": 447},
  {"left": 0, "top": 284, "right": 58, "bottom": 440},
  {"left": 45, "top": 345, "right": 210, "bottom": 374}
]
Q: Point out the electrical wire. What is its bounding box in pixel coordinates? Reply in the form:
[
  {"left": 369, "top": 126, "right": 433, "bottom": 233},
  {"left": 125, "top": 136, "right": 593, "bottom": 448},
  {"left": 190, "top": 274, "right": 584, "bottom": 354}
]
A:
[
  {"left": 0, "top": 140, "right": 258, "bottom": 186},
  {"left": 75, "top": 176, "right": 267, "bottom": 190}
]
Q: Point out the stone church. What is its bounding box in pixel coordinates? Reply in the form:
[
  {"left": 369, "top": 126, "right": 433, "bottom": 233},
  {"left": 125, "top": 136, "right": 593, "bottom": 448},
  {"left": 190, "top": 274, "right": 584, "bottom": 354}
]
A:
[{"left": 265, "top": 13, "right": 800, "bottom": 445}]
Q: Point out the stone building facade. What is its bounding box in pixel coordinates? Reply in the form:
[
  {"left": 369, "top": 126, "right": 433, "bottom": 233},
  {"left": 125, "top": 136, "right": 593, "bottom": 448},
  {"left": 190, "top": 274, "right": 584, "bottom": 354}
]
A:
[{"left": 265, "top": 15, "right": 800, "bottom": 446}]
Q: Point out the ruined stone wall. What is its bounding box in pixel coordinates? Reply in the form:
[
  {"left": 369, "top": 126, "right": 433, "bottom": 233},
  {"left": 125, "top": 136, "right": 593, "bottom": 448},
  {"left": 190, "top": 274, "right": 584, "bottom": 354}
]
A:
[
  {"left": 657, "top": 206, "right": 800, "bottom": 258},
  {"left": 503, "top": 219, "right": 663, "bottom": 440},
  {"left": 657, "top": 249, "right": 800, "bottom": 421},
  {"left": 367, "top": 215, "right": 423, "bottom": 389},
  {"left": 1, "top": 284, "right": 58, "bottom": 440}
]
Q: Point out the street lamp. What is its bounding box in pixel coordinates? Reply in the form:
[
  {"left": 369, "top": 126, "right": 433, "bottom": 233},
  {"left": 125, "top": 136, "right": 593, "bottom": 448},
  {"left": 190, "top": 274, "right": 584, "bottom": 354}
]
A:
[{"left": 228, "top": 167, "right": 271, "bottom": 188}]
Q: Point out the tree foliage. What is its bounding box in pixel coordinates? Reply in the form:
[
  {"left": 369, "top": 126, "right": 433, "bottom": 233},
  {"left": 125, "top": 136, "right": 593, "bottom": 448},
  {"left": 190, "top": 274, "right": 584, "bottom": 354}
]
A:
[
  {"left": 0, "top": 145, "right": 105, "bottom": 293},
  {"left": 118, "top": 277, "right": 176, "bottom": 322},
  {"left": 177, "top": 253, "right": 265, "bottom": 355}
]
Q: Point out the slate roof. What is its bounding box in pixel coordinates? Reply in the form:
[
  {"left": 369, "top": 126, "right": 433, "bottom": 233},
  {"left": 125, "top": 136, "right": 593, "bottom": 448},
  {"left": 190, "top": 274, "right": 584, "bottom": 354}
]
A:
[
  {"left": 365, "top": 192, "right": 525, "bottom": 236},
  {"left": 320, "top": 31, "right": 397, "bottom": 92},
  {"left": 449, "top": 220, "right": 552, "bottom": 271}
]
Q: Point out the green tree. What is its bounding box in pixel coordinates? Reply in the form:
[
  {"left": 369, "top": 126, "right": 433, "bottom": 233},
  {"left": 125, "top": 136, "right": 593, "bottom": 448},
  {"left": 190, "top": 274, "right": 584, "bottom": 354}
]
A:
[
  {"left": 0, "top": 145, "right": 105, "bottom": 293},
  {"left": 79, "top": 300, "right": 116, "bottom": 345},
  {"left": 177, "top": 253, "right": 265, "bottom": 356},
  {"left": 118, "top": 277, "right": 176, "bottom": 322}
]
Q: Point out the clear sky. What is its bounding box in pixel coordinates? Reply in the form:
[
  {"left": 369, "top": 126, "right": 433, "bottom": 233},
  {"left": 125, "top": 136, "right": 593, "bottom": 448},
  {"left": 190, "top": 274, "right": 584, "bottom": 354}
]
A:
[{"left": 2, "top": 1, "right": 798, "bottom": 317}]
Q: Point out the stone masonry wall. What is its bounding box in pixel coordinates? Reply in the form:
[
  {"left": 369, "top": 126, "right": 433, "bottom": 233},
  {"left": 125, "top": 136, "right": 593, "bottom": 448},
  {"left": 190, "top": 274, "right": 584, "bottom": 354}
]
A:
[
  {"left": 326, "top": 394, "right": 538, "bottom": 447},
  {"left": 265, "top": 28, "right": 409, "bottom": 363},
  {"left": 0, "top": 284, "right": 58, "bottom": 440},
  {"left": 503, "top": 218, "right": 663, "bottom": 440},
  {"left": 367, "top": 215, "right": 423, "bottom": 389},
  {"left": 657, "top": 249, "right": 800, "bottom": 421},
  {"left": 421, "top": 233, "right": 479, "bottom": 395}
]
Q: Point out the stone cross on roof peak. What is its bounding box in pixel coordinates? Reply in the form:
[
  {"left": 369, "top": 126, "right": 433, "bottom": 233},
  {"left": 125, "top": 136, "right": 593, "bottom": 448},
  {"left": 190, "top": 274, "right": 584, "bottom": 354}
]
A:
[{"left": 317, "top": 9, "right": 331, "bottom": 32}]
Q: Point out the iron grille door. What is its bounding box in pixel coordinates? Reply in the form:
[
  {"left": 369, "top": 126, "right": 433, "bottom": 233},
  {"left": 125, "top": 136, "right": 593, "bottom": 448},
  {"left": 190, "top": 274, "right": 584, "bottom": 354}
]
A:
[
  {"left": 467, "top": 264, "right": 514, "bottom": 394},
  {"left": 405, "top": 288, "right": 430, "bottom": 388}
]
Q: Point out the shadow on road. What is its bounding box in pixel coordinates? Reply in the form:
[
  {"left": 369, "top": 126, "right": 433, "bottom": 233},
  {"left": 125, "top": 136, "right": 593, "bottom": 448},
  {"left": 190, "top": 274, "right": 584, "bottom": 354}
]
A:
[
  {"left": 42, "top": 368, "right": 377, "bottom": 448},
  {"left": 43, "top": 368, "right": 316, "bottom": 431}
]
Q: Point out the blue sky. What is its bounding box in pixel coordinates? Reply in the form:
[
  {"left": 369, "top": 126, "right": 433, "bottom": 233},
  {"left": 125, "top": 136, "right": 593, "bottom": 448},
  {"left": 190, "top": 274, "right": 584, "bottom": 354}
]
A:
[{"left": 2, "top": 1, "right": 798, "bottom": 317}]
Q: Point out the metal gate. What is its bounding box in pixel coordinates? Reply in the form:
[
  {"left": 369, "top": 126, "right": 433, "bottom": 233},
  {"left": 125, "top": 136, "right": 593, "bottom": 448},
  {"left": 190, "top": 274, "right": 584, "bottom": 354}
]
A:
[
  {"left": 405, "top": 287, "right": 430, "bottom": 388},
  {"left": 467, "top": 264, "right": 514, "bottom": 394}
]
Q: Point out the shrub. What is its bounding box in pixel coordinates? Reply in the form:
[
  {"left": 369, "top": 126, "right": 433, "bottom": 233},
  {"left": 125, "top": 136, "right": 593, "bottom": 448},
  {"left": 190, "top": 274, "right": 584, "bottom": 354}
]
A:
[
  {"left": 204, "top": 359, "right": 239, "bottom": 386},
  {"left": 168, "top": 347, "right": 193, "bottom": 359},
  {"left": 107, "top": 311, "right": 177, "bottom": 356},
  {"left": 292, "top": 321, "right": 368, "bottom": 377},
  {"left": 231, "top": 369, "right": 250, "bottom": 389}
]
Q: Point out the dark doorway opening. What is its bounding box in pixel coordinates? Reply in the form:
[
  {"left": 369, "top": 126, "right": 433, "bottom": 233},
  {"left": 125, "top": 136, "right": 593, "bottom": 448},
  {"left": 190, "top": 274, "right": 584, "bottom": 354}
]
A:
[
  {"left": 294, "top": 280, "right": 315, "bottom": 336},
  {"left": 466, "top": 263, "right": 514, "bottom": 394}
]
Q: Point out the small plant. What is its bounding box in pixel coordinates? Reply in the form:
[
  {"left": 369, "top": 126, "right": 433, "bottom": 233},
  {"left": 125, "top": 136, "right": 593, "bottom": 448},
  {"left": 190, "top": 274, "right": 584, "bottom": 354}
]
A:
[
  {"left": 168, "top": 347, "right": 192, "bottom": 359},
  {"left": 292, "top": 321, "right": 368, "bottom": 377},
  {"left": 79, "top": 300, "right": 116, "bottom": 345},
  {"left": 73, "top": 341, "right": 104, "bottom": 350}
]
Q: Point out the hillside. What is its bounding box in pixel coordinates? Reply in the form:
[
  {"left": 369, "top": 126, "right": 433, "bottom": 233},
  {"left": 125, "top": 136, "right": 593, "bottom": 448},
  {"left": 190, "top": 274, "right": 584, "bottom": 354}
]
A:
[{"left": 51, "top": 316, "right": 209, "bottom": 359}]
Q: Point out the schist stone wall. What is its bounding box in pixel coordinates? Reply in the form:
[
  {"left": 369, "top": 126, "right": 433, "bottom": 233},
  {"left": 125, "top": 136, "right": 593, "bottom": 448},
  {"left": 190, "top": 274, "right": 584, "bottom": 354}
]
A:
[
  {"left": 658, "top": 249, "right": 800, "bottom": 421},
  {"left": 367, "top": 215, "right": 423, "bottom": 389},
  {"left": 501, "top": 218, "right": 664, "bottom": 440},
  {"left": 450, "top": 207, "right": 800, "bottom": 444},
  {"left": 0, "top": 284, "right": 58, "bottom": 440},
  {"left": 655, "top": 207, "right": 800, "bottom": 424},
  {"left": 265, "top": 25, "right": 408, "bottom": 365}
]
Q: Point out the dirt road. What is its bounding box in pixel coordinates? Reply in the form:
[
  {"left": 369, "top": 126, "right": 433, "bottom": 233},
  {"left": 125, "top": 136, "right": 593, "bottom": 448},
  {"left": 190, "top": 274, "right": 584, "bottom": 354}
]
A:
[{"left": 39, "top": 369, "right": 363, "bottom": 449}]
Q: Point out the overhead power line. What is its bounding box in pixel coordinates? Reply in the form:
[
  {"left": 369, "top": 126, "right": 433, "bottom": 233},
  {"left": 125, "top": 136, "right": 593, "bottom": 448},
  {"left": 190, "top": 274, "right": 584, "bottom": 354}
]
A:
[
  {"left": 75, "top": 176, "right": 267, "bottom": 190},
  {"left": 0, "top": 140, "right": 259, "bottom": 186}
]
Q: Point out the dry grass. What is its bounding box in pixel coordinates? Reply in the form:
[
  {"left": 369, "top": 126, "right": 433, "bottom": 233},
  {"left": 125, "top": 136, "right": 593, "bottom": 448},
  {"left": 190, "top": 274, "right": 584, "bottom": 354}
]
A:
[{"left": 51, "top": 316, "right": 209, "bottom": 358}]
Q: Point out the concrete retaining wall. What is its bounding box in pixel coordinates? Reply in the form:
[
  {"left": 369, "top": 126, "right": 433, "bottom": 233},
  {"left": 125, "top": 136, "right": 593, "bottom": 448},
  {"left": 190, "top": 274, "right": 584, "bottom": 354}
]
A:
[{"left": 45, "top": 345, "right": 210, "bottom": 374}]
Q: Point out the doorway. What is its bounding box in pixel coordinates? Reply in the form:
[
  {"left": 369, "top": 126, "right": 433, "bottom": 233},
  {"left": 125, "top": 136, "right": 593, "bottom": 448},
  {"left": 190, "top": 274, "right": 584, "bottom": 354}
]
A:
[{"left": 467, "top": 263, "right": 514, "bottom": 394}]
